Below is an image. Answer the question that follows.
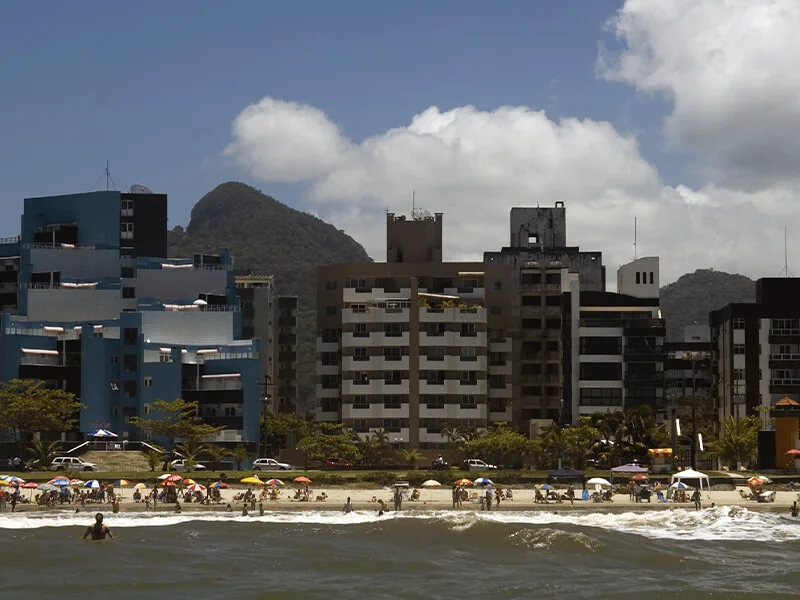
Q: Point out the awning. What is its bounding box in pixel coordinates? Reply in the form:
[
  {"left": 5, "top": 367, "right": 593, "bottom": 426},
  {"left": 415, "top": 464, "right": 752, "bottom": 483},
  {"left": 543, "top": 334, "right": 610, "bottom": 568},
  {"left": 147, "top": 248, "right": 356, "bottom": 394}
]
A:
[
  {"left": 611, "top": 463, "right": 649, "bottom": 473},
  {"left": 548, "top": 468, "right": 585, "bottom": 479},
  {"left": 21, "top": 348, "right": 59, "bottom": 356}
]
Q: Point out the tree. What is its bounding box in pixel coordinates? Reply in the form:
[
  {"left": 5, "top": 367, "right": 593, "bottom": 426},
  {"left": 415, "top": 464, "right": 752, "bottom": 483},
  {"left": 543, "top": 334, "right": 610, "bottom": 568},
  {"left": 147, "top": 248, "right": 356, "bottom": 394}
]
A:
[
  {"left": 296, "top": 422, "right": 361, "bottom": 464},
  {"left": 227, "top": 444, "right": 250, "bottom": 470},
  {"left": 262, "top": 412, "right": 314, "bottom": 454},
  {"left": 0, "top": 379, "right": 84, "bottom": 456},
  {"left": 357, "top": 428, "right": 392, "bottom": 465},
  {"left": 204, "top": 444, "right": 226, "bottom": 468},
  {"left": 463, "top": 423, "right": 534, "bottom": 468},
  {"left": 399, "top": 449, "right": 424, "bottom": 469},
  {"left": 144, "top": 448, "right": 165, "bottom": 472},
  {"left": 27, "top": 440, "right": 62, "bottom": 468},
  {"left": 710, "top": 415, "right": 760, "bottom": 469},
  {"left": 176, "top": 437, "right": 209, "bottom": 471},
  {"left": 130, "top": 398, "right": 222, "bottom": 467}
]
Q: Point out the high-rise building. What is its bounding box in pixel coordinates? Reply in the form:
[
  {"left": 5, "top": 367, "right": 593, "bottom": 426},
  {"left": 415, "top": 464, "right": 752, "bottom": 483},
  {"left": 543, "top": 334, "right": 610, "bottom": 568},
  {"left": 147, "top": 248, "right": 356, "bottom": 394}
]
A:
[
  {"left": 316, "top": 212, "right": 514, "bottom": 450},
  {"left": 0, "top": 190, "right": 261, "bottom": 449},
  {"left": 485, "top": 203, "right": 605, "bottom": 424},
  {"left": 562, "top": 257, "right": 665, "bottom": 422}
]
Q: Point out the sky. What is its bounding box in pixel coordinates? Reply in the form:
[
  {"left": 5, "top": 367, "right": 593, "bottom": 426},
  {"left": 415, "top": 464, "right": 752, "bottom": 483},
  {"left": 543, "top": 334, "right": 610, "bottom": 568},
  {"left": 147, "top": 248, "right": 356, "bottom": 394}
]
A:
[{"left": 1, "top": 0, "right": 799, "bottom": 286}]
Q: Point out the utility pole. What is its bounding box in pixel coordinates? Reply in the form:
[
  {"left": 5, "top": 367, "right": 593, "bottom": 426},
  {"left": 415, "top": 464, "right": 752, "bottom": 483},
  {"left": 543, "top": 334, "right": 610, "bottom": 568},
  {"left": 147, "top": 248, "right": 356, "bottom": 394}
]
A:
[{"left": 690, "top": 354, "right": 698, "bottom": 470}]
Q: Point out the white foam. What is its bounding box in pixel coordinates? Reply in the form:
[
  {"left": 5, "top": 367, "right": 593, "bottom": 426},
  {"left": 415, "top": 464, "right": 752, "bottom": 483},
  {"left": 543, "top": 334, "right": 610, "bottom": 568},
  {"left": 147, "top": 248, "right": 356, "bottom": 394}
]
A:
[{"left": 0, "top": 506, "right": 796, "bottom": 542}]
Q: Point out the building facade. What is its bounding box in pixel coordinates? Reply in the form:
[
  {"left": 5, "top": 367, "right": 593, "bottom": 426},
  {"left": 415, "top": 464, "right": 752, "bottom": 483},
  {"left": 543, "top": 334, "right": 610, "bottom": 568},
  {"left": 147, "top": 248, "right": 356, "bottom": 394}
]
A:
[
  {"left": 562, "top": 257, "right": 665, "bottom": 422},
  {"left": 485, "top": 203, "right": 606, "bottom": 426},
  {"left": 0, "top": 189, "right": 262, "bottom": 449},
  {"left": 316, "top": 212, "right": 514, "bottom": 449},
  {"left": 710, "top": 278, "right": 800, "bottom": 425}
]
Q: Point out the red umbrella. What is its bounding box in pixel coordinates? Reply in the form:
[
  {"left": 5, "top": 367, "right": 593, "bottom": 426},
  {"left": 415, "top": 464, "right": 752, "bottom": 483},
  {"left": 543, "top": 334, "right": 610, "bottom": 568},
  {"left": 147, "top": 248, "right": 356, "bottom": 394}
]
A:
[
  {"left": 161, "top": 480, "right": 176, "bottom": 487},
  {"left": 787, "top": 449, "right": 800, "bottom": 456},
  {"left": 631, "top": 474, "right": 649, "bottom": 481},
  {"left": 21, "top": 482, "right": 38, "bottom": 489}
]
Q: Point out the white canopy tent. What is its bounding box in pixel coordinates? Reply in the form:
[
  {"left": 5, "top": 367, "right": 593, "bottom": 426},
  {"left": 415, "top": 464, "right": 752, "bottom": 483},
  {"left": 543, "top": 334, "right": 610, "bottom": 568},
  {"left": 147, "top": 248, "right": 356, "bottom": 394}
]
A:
[{"left": 670, "top": 469, "right": 710, "bottom": 491}]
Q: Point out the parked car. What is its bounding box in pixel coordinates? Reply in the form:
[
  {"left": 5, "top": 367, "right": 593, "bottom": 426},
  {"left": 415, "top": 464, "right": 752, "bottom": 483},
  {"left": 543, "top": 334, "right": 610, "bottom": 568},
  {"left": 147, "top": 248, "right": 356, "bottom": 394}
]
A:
[
  {"left": 324, "top": 458, "right": 353, "bottom": 468},
  {"left": 50, "top": 456, "right": 99, "bottom": 472},
  {"left": 252, "top": 458, "right": 293, "bottom": 471},
  {"left": 169, "top": 459, "right": 207, "bottom": 472},
  {"left": 463, "top": 458, "right": 497, "bottom": 471}
]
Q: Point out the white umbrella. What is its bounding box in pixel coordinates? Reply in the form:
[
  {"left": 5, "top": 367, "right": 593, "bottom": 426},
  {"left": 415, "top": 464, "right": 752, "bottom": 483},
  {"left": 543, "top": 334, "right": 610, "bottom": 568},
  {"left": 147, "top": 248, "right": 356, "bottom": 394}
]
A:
[
  {"left": 421, "top": 480, "right": 441, "bottom": 488},
  {"left": 670, "top": 481, "right": 690, "bottom": 489},
  {"left": 473, "top": 477, "right": 494, "bottom": 486},
  {"left": 84, "top": 480, "right": 100, "bottom": 489},
  {"left": 88, "top": 429, "right": 117, "bottom": 438},
  {"left": 586, "top": 477, "right": 611, "bottom": 487}
]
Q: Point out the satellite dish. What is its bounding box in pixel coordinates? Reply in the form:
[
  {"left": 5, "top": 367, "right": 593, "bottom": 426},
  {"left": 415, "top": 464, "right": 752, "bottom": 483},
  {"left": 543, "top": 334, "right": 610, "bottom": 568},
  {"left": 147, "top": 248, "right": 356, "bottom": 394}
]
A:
[
  {"left": 193, "top": 299, "right": 208, "bottom": 306},
  {"left": 129, "top": 184, "right": 153, "bottom": 194}
]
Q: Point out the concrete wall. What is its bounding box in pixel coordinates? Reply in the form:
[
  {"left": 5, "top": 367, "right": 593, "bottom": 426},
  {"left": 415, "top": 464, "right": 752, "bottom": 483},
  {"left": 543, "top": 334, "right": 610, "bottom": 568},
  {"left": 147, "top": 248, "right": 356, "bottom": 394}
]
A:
[
  {"left": 27, "top": 289, "right": 121, "bottom": 321},
  {"left": 29, "top": 248, "right": 120, "bottom": 279},
  {"left": 510, "top": 206, "right": 567, "bottom": 248},
  {"left": 140, "top": 311, "right": 235, "bottom": 345},
  {"left": 617, "top": 257, "right": 659, "bottom": 299},
  {"left": 136, "top": 267, "right": 228, "bottom": 301},
  {"left": 22, "top": 191, "right": 120, "bottom": 247}
]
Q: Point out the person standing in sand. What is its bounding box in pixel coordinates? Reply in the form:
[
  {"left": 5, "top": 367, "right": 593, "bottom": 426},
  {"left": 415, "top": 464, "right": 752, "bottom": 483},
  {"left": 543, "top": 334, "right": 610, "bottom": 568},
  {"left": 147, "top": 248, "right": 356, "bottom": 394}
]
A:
[
  {"left": 83, "top": 513, "right": 113, "bottom": 540},
  {"left": 691, "top": 489, "right": 702, "bottom": 511},
  {"left": 343, "top": 497, "right": 353, "bottom": 513}
]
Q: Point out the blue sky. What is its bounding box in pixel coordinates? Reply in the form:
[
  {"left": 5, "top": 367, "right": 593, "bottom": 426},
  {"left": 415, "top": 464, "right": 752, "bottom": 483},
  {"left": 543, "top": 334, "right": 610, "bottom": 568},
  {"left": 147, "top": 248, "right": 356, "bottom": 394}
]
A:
[{"left": 0, "top": 0, "right": 684, "bottom": 240}]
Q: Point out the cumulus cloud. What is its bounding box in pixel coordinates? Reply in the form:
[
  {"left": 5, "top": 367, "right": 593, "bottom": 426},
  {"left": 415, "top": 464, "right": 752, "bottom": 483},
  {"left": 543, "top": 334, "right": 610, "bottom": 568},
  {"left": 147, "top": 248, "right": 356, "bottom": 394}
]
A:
[
  {"left": 599, "top": 0, "right": 800, "bottom": 188},
  {"left": 223, "top": 96, "right": 797, "bottom": 285}
]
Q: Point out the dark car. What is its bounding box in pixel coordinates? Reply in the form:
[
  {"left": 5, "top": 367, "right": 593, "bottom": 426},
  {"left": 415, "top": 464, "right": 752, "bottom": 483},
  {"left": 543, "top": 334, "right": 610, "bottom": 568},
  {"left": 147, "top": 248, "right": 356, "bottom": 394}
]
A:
[{"left": 324, "top": 458, "right": 353, "bottom": 468}]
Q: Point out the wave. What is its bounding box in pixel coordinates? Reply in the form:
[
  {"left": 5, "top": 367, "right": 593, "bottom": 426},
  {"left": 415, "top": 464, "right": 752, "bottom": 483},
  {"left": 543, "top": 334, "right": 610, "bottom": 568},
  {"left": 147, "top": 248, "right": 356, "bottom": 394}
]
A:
[{"left": 0, "top": 506, "right": 797, "bottom": 542}]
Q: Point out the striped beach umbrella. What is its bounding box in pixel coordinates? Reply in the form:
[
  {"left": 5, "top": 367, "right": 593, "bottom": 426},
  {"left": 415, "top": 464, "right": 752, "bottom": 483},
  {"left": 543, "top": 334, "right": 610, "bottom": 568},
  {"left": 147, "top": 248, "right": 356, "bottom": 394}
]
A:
[
  {"left": 421, "top": 480, "right": 441, "bottom": 488},
  {"left": 473, "top": 477, "right": 494, "bottom": 486},
  {"left": 133, "top": 483, "right": 148, "bottom": 490},
  {"left": 265, "top": 478, "right": 285, "bottom": 487},
  {"left": 84, "top": 480, "right": 100, "bottom": 489},
  {"left": 48, "top": 477, "right": 70, "bottom": 486},
  {"left": 187, "top": 483, "right": 206, "bottom": 493},
  {"left": 211, "top": 481, "right": 228, "bottom": 489},
  {"left": 68, "top": 479, "right": 85, "bottom": 487}
]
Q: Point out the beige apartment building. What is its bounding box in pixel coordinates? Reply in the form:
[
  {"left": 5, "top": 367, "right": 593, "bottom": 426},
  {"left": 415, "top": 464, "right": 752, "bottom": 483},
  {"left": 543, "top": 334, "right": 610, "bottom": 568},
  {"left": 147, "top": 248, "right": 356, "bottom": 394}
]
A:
[{"left": 316, "top": 212, "right": 514, "bottom": 449}]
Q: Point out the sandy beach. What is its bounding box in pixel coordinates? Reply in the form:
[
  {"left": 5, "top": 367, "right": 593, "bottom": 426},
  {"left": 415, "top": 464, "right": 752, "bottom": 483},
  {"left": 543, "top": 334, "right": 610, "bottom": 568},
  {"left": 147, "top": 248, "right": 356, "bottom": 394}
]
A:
[{"left": 6, "top": 485, "right": 798, "bottom": 514}]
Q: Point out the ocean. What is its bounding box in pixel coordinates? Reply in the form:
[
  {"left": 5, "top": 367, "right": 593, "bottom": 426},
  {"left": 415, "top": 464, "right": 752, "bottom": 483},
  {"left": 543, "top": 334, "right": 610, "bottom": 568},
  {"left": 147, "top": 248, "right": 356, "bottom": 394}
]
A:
[{"left": 1, "top": 507, "right": 798, "bottom": 599}]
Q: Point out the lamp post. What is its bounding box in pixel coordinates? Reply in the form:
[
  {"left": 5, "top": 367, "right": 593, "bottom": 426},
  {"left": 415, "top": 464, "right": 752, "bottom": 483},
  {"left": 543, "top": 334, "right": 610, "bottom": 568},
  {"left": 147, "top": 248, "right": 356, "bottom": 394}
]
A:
[{"left": 258, "top": 374, "right": 274, "bottom": 454}]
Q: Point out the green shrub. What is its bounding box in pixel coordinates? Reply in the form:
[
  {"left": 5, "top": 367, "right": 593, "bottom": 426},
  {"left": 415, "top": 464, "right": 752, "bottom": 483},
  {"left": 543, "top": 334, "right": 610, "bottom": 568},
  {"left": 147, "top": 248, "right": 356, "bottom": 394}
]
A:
[{"left": 362, "top": 471, "right": 398, "bottom": 487}]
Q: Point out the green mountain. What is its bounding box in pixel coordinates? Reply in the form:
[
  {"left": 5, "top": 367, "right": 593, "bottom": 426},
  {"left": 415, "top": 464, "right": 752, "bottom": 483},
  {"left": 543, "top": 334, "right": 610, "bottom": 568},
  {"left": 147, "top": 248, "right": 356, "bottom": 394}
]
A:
[
  {"left": 660, "top": 269, "right": 756, "bottom": 340},
  {"left": 168, "top": 182, "right": 372, "bottom": 412}
]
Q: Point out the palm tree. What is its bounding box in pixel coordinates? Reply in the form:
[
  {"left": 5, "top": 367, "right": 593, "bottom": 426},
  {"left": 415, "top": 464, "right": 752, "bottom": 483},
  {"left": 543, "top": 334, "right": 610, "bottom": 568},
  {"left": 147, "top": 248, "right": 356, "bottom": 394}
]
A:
[
  {"left": 227, "top": 444, "right": 249, "bottom": 471},
  {"left": 28, "top": 440, "right": 61, "bottom": 469},
  {"left": 204, "top": 444, "right": 226, "bottom": 469},
  {"left": 176, "top": 437, "right": 209, "bottom": 471},
  {"left": 144, "top": 449, "right": 165, "bottom": 472},
  {"left": 399, "top": 449, "right": 424, "bottom": 469},
  {"left": 711, "top": 416, "right": 760, "bottom": 469}
]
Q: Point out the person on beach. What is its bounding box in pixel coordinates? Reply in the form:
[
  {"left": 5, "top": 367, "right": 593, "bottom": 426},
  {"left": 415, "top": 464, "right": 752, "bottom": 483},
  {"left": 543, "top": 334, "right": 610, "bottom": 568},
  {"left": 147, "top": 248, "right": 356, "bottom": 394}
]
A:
[
  {"left": 791, "top": 501, "right": 799, "bottom": 518},
  {"left": 691, "top": 489, "right": 701, "bottom": 511},
  {"left": 259, "top": 502, "right": 264, "bottom": 516},
  {"left": 566, "top": 485, "right": 575, "bottom": 506},
  {"left": 83, "top": 513, "right": 113, "bottom": 540},
  {"left": 485, "top": 489, "right": 492, "bottom": 511},
  {"left": 393, "top": 489, "right": 402, "bottom": 511},
  {"left": 343, "top": 497, "right": 353, "bottom": 513}
]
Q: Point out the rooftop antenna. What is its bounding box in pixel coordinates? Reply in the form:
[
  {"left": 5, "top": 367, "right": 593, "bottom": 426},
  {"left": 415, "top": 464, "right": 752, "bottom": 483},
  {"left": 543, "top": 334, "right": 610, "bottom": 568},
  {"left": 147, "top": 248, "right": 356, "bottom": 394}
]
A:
[
  {"left": 780, "top": 227, "right": 793, "bottom": 277},
  {"left": 633, "top": 217, "right": 638, "bottom": 259},
  {"left": 411, "top": 189, "right": 416, "bottom": 215}
]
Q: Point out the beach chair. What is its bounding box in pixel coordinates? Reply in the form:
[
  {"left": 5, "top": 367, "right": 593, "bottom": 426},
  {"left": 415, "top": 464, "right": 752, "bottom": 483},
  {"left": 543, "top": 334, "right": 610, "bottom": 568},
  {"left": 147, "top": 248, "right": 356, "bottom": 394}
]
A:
[{"left": 656, "top": 491, "right": 667, "bottom": 503}]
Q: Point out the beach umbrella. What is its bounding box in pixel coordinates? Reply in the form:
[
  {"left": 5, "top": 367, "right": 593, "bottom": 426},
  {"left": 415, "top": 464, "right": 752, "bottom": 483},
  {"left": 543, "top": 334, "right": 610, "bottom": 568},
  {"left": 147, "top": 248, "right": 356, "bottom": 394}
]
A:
[
  {"left": 670, "top": 481, "right": 689, "bottom": 489},
  {"left": 421, "top": 480, "right": 441, "bottom": 488},
  {"left": 631, "top": 474, "right": 649, "bottom": 481},
  {"left": 586, "top": 477, "right": 611, "bottom": 486},
  {"left": 538, "top": 484, "right": 555, "bottom": 491},
  {"left": 115, "top": 479, "right": 130, "bottom": 487},
  {"left": 455, "top": 479, "right": 473, "bottom": 486},
  {"left": 473, "top": 477, "right": 493, "bottom": 486},
  {"left": 84, "top": 480, "right": 100, "bottom": 489},
  {"left": 47, "top": 476, "right": 70, "bottom": 487},
  {"left": 747, "top": 476, "right": 771, "bottom": 488},
  {"left": 133, "top": 483, "right": 148, "bottom": 490},
  {"left": 293, "top": 476, "right": 312, "bottom": 484},
  {"left": 240, "top": 475, "right": 264, "bottom": 485},
  {"left": 211, "top": 481, "right": 228, "bottom": 489},
  {"left": 161, "top": 480, "right": 176, "bottom": 487},
  {"left": 183, "top": 478, "right": 196, "bottom": 486},
  {"left": 88, "top": 428, "right": 117, "bottom": 438},
  {"left": 266, "top": 478, "right": 285, "bottom": 487},
  {"left": 787, "top": 449, "right": 800, "bottom": 456},
  {"left": 187, "top": 483, "right": 206, "bottom": 493},
  {"left": 68, "top": 479, "right": 85, "bottom": 487},
  {"left": 20, "top": 482, "right": 37, "bottom": 489},
  {"left": 158, "top": 473, "right": 183, "bottom": 482},
  {"left": 37, "top": 483, "right": 58, "bottom": 492},
  {"left": 3, "top": 476, "right": 24, "bottom": 484}
]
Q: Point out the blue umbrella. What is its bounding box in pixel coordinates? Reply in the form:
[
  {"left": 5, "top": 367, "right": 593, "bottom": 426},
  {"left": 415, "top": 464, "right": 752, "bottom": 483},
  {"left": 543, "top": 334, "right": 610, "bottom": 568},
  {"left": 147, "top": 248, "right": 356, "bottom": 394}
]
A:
[
  {"left": 538, "top": 484, "right": 555, "bottom": 491},
  {"left": 88, "top": 429, "right": 117, "bottom": 438},
  {"left": 670, "top": 482, "right": 689, "bottom": 489},
  {"left": 474, "top": 477, "right": 494, "bottom": 486},
  {"left": 84, "top": 480, "right": 100, "bottom": 489}
]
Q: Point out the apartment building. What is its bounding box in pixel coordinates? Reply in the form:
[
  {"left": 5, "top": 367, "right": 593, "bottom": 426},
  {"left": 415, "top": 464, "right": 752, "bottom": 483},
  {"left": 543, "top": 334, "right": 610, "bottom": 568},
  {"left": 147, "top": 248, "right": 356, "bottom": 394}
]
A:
[
  {"left": 0, "top": 189, "right": 261, "bottom": 448},
  {"left": 665, "top": 325, "right": 713, "bottom": 404},
  {"left": 562, "top": 257, "right": 665, "bottom": 421},
  {"left": 316, "top": 212, "right": 514, "bottom": 449},
  {"left": 710, "top": 278, "right": 800, "bottom": 425},
  {"left": 484, "top": 203, "right": 605, "bottom": 425}
]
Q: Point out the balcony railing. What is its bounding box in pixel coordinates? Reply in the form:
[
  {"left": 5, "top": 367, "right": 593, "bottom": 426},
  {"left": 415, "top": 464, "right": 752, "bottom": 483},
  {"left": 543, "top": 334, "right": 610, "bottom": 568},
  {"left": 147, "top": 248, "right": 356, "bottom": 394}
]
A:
[{"left": 770, "top": 353, "right": 800, "bottom": 361}]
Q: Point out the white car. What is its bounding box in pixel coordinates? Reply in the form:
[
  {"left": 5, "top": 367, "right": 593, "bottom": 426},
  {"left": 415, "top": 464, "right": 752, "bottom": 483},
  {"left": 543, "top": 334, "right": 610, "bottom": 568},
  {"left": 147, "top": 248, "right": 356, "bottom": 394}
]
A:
[
  {"left": 169, "top": 459, "right": 207, "bottom": 472},
  {"left": 463, "top": 458, "right": 498, "bottom": 471},
  {"left": 50, "top": 456, "right": 99, "bottom": 472},
  {"left": 252, "top": 458, "right": 293, "bottom": 471}
]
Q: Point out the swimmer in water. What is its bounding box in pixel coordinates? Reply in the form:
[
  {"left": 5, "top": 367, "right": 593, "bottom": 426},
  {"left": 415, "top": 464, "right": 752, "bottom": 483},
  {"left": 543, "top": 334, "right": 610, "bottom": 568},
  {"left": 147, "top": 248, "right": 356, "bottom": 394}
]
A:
[{"left": 83, "top": 513, "right": 113, "bottom": 540}]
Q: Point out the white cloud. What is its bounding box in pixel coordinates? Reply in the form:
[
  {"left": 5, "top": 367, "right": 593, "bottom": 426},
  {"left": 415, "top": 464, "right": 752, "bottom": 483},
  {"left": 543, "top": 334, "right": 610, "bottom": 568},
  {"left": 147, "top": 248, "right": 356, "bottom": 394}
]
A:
[
  {"left": 599, "top": 0, "right": 800, "bottom": 188},
  {"left": 223, "top": 96, "right": 798, "bottom": 285}
]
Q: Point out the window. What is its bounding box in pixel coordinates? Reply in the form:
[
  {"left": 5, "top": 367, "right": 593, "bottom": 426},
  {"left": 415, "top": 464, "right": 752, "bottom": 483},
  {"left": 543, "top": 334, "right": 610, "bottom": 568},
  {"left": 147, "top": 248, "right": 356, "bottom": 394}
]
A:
[
  {"left": 325, "top": 281, "right": 337, "bottom": 290},
  {"left": 352, "top": 419, "right": 368, "bottom": 432},
  {"left": 545, "top": 273, "right": 560, "bottom": 284},
  {"left": 733, "top": 318, "right": 746, "bottom": 329},
  {"left": 384, "top": 347, "right": 402, "bottom": 361},
  {"left": 123, "top": 380, "right": 138, "bottom": 398},
  {"left": 426, "top": 371, "right": 445, "bottom": 385},
  {"left": 427, "top": 323, "right": 444, "bottom": 337},
  {"left": 581, "top": 337, "right": 622, "bottom": 355},
  {"left": 544, "top": 295, "right": 560, "bottom": 306},
  {"left": 123, "top": 328, "right": 138, "bottom": 345},
  {"left": 490, "top": 374, "right": 506, "bottom": 388},
  {"left": 384, "top": 323, "right": 402, "bottom": 337},
  {"left": 649, "top": 272, "right": 654, "bottom": 284},
  {"left": 325, "top": 306, "right": 337, "bottom": 316},
  {"left": 734, "top": 344, "right": 746, "bottom": 355},
  {"left": 425, "top": 395, "right": 445, "bottom": 409},
  {"left": 579, "top": 362, "right": 622, "bottom": 380},
  {"left": 121, "top": 267, "right": 135, "bottom": 278},
  {"left": 321, "top": 374, "right": 339, "bottom": 388},
  {"left": 490, "top": 352, "right": 504, "bottom": 366},
  {"left": 460, "top": 347, "right": 477, "bottom": 361},
  {"left": 353, "top": 372, "right": 369, "bottom": 385},
  {"left": 733, "top": 369, "right": 744, "bottom": 380},
  {"left": 110, "top": 354, "right": 119, "bottom": 365},
  {"left": 384, "top": 395, "right": 402, "bottom": 408},
  {"left": 545, "top": 318, "right": 560, "bottom": 330},
  {"left": 427, "top": 347, "right": 445, "bottom": 361},
  {"left": 492, "top": 281, "right": 502, "bottom": 291},
  {"left": 461, "top": 323, "right": 477, "bottom": 337},
  {"left": 144, "top": 376, "right": 153, "bottom": 388},
  {"left": 461, "top": 371, "right": 478, "bottom": 385},
  {"left": 461, "top": 278, "right": 478, "bottom": 291},
  {"left": 120, "top": 222, "right": 134, "bottom": 239},
  {"left": 122, "top": 286, "right": 135, "bottom": 299},
  {"left": 353, "top": 347, "right": 369, "bottom": 361},
  {"left": 383, "top": 419, "right": 401, "bottom": 432},
  {"left": 320, "top": 398, "right": 339, "bottom": 412},
  {"left": 350, "top": 303, "right": 367, "bottom": 313},
  {"left": 353, "top": 395, "right": 369, "bottom": 409},
  {"left": 159, "top": 352, "right": 172, "bottom": 363},
  {"left": 460, "top": 395, "right": 477, "bottom": 409},
  {"left": 321, "top": 352, "right": 338, "bottom": 366},
  {"left": 348, "top": 278, "right": 367, "bottom": 290},
  {"left": 123, "top": 354, "right": 138, "bottom": 372},
  {"left": 384, "top": 371, "right": 402, "bottom": 385},
  {"left": 579, "top": 388, "right": 623, "bottom": 406},
  {"left": 120, "top": 199, "right": 134, "bottom": 215},
  {"left": 353, "top": 323, "right": 368, "bottom": 338}
]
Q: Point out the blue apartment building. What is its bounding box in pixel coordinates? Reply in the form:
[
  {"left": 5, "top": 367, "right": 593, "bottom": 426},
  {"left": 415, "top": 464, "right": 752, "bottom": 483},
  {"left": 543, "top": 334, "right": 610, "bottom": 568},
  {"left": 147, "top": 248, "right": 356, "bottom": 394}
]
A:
[{"left": 0, "top": 190, "right": 261, "bottom": 450}]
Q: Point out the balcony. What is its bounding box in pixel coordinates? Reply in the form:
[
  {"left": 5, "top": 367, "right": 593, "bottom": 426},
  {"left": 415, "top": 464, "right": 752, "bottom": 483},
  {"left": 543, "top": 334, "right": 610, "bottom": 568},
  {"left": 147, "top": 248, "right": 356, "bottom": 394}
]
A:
[
  {"left": 624, "top": 319, "right": 666, "bottom": 337},
  {"left": 20, "top": 349, "right": 61, "bottom": 366},
  {"left": 203, "top": 416, "right": 244, "bottom": 429},
  {"left": 625, "top": 373, "right": 664, "bottom": 385},
  {"left": 624, "top": 346, "right": 665, "bottom": 361}
]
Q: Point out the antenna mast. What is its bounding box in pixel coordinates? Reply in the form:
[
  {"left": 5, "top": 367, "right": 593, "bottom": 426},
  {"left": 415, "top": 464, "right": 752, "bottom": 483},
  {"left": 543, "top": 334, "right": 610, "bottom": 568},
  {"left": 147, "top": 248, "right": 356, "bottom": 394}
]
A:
[
  {"left": 634, "top": 217, "right": 637, "bottom": 259},
  {"left": 780, "top": 227, "right": 793, "bottom": 277}
]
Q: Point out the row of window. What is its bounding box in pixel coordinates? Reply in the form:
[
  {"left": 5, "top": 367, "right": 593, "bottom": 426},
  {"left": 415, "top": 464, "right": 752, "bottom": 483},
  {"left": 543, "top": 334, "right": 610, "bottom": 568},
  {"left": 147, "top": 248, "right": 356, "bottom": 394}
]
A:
[{"left": 325, "top": 278, "right": 498, "bottom": 291}]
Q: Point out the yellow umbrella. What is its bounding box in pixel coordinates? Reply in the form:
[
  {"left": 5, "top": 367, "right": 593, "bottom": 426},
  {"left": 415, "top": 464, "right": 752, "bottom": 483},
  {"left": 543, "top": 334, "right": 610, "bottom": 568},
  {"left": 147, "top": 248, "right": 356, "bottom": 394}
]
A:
[
  {"left": 240, "top": 475, "right": 264, "bottom": 485},
  {"left": 183, "top": 478, "right": 196, "bottom": 486},
  {"left": 133, "top": 483, "right": 148, "bottom": 490},
  {"left": 0, "top": 480, "right": 10, "bottom": 486}
]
